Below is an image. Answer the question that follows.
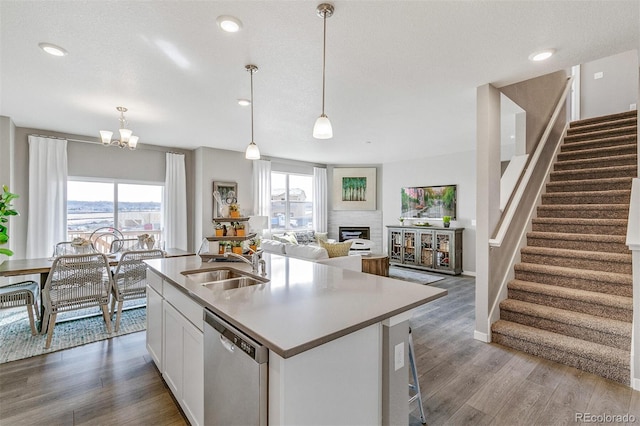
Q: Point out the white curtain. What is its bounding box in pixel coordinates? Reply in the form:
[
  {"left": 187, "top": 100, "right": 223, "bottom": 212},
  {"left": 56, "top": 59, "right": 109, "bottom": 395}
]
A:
[
  {"left": 163, "top": 153, "right": 187, "bottom": 251},
  {"left": 252, "top": 159, "right": 271, "bottom": 220},
  {"left": 313, "top": 167, "right": 328, "bottom": 233},
  {"left": 26, "top": 136, "right": 68, "bottom": 259}
]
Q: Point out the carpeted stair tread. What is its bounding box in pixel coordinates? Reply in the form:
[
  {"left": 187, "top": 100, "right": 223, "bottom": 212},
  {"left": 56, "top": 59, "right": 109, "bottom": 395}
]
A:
[
  {"left": 531, "top": 217, "right": 627, "bottom": 235},
  {"left": 520, "top": 246, "right": 631, "bottom": 264},
  {"left": 520, "top": 246, "right": 631, "bottom": 274},
  {"left": 508, "top": 279, "right": 632, "bottom": 322},
  {"left": 526, "top": 231, "right": 629, "bottom": 251},
  {"left": 541, "top": 189, "right": 630, "bottom": 205},
  {"left": 499, "top": 299, "right": 631, "bottom": 350},
  {"left": 549, "top": 164, "right": 637, "bottom": 182},
  {"left": 545, "top": 177, "right": 633, "bottom": 193},
  {"left": 557, "top": 143, "right": 638, "bottom": 161},
  {"left": 567, "top": 117, "right": 637, "bottom": 135},
  {"left": 560, "top": 134, "right": 637, "bottom": 152},
  {"left": 569, "top": 110, "right": 638, "bottom": 128},
  {"left": 535, "top": 204, "right": 629, "bottom": 219},
  {"left": 491, "top": 320, "right": 630, "bottom": 372},
  {"left": 564, "top": 125, "right": 637, "bottom": 143},
  {"left": 554, "top": 153, "right": 637, "bottom": 171},
  {"left": 514, "top": 262, "right": 632, "bottom": 286},
  {"left": 526, "top": 231, "right": 627, "bottom": 244}
]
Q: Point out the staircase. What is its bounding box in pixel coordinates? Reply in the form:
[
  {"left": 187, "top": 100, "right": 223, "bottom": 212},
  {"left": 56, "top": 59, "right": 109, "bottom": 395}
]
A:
[{"left": 492, "top": 110, "right": 637, "bottom": 385}]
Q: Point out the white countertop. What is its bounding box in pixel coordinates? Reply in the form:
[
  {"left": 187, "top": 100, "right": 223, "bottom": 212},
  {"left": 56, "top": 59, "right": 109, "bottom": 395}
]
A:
[{"left": 145, "top": 254, "right": 447, "bottom": 358}]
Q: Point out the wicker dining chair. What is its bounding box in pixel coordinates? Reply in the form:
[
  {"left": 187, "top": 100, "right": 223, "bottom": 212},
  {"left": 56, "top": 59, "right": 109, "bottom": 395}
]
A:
[
  {"left": 110, "top": 249, "right": 165, "bottom": 332},
  {"left": 42, "top": 253, "right": 113, "bottom": 349}
]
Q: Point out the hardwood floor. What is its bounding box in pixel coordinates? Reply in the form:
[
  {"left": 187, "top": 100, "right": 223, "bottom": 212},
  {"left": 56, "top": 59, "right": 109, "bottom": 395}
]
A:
[{"left": 0, "top": 274, "right": 638, "bottom": 425}]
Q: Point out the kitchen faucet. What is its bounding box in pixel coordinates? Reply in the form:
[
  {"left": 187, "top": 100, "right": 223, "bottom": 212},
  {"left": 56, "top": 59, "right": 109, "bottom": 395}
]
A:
[{"left": 224, "top": 250, "right": 267, "bottom": 276}]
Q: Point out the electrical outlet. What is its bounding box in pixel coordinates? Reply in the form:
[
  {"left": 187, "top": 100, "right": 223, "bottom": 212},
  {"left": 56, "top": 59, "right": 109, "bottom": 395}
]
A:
[
  {"left": 394, "top": 342, "right": 404, "bottom": 371},
  {"left": 631, "top": 103, "right": 637, "bottom": 110},
  {"left": 594, "top": 71, "right": 603, "bottom": 79},
  {"left": 472, "top": 219, "right": 477, "bottom": 227}
]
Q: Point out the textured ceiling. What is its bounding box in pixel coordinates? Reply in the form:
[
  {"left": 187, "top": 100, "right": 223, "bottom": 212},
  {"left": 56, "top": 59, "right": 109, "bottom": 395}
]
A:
[{"left": 1, "top": 1, "right": 638, "bottom": 165}]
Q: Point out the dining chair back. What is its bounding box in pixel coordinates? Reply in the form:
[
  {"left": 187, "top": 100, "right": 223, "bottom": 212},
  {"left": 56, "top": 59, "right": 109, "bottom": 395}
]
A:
[
  {"left": 89, "top": 227, "right": 124, "bottom": 254},
  {"left": 54, "top": 241, "right": 95, "bottom": 256},
  {"left": 110, "top": 249, "right": 165, "bottom": 331},
  {"left": 42, "top": 253, "right": 113, "bottom": 348}
]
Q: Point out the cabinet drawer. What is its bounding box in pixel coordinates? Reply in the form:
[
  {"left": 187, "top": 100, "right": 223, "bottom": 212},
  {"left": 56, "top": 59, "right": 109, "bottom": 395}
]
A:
[
  {"left": 147, "top": 270, "right": 163, "bottom": 295},
  {"left": 164, "top": 283, "right": 203, "bottom": 332}
]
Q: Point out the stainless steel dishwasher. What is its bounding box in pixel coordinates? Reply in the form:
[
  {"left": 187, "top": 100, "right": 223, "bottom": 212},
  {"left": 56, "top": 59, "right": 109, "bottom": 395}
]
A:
[{"left": 203, "top": 309, "right": 268, "bottom": 426}]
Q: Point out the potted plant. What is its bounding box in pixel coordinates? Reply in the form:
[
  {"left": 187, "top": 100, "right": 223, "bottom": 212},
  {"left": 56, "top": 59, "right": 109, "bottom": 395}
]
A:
[
  {"left": 442, "top": 216, "right": 451, "bottom": 228},
  {"left": 232, "top": 241, "right": 243, "bottom": 254},
  {"left": 235, "top": 222, "right": 245, "bottom": 237},
  {"left": 229, "top": 203, "right": 240, "bottom": 218},
  {"left": 249, "top": 238, "right": 260, "bottom": 252},
  {"left": 214, "top": 222, "right": 224, "bottom": 236},
  {"left": 0, "top": 185, "right": 19, "bottom": 257},
  {"left": 398, "top": 217, "right": 405, "bottom": 226}
]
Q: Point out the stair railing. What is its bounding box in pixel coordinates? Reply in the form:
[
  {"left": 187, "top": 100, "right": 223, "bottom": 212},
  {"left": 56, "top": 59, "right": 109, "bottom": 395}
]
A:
[
  {"left": 627, "top": 177, "right": 640, "bottom": 390},
  {"left": 485, "top": 76, "right": 573, "bottom": 332}
]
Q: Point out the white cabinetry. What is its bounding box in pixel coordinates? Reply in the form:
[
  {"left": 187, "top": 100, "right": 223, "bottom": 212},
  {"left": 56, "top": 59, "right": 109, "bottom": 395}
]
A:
[
  {"left": 146, "top": 270, "right": 204, "bottom": 426},
  {"left": 146, "top": 280, "right": 163, "bottom": 370}
]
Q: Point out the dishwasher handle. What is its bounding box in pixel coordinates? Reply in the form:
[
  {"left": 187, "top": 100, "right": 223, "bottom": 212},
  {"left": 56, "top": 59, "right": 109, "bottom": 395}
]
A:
[{"left": 204, "top": 309, "right": 268, "bottom": 364}]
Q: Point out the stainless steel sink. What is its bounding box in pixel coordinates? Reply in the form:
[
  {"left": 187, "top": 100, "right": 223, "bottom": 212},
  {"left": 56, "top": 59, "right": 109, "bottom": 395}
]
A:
[
  {"left": 182, "top": 268, "right": 268, "bottom": 289},
  {"left": 182, "top": 268, "right": 246, "bottom": 284},
  {"left": 202, "top": 276, "right": 266, "bottom": 290}
]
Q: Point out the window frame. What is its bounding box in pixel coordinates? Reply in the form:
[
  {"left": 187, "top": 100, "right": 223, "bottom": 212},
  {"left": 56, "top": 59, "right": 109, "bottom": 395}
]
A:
[{"left": 270, "top": 171, "right": 314, "bottom": 232}]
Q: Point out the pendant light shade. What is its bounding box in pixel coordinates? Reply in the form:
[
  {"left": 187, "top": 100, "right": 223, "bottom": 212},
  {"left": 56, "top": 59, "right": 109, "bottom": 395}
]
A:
[
  {"left": 313, "top": 3, "right": 334, "bottom": 140},
  {"left": 244, "top": 64, "right": 261, "bottom": 160},
  {"left": 313, "top": 114, "right": 333, "bottom": 139}
]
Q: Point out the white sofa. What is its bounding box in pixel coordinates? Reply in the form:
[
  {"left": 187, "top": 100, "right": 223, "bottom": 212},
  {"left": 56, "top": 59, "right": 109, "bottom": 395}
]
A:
[{"left": 261, "top": 239, "right": 362, "bottom": 272}]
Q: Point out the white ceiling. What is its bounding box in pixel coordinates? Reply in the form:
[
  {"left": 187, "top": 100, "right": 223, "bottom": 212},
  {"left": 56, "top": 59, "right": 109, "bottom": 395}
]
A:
[{"left": 1, "top": 1, "right": 638, "bottom": 165}]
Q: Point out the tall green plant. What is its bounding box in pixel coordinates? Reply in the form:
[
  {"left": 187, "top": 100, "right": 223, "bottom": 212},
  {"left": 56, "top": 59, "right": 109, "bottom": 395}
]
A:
[{"left": 0, "top": 185, "right": 19, "bottom": 257}]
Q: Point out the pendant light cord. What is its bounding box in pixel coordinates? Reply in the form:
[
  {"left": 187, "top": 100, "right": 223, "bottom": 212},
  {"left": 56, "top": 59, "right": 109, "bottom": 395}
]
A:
[
  {"left": 250, "top": 67, "right": 255, "bottom": 142},
  {"left": 321, "top": 12, "right": 327, "bottom": 115}
]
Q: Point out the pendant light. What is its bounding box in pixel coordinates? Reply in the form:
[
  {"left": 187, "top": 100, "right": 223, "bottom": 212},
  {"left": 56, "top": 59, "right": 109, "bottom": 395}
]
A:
[
  {"left": 313, "top": 3, "right": 334, "bottom": 139},
  {"left": 244, "top": 64, "right": 261, "bottom": 160}
]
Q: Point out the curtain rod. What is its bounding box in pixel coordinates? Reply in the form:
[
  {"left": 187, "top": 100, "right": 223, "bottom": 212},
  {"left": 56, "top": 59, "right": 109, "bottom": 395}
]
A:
[{"left": 29, "top": 133, "right": 186, "bottom": 155}]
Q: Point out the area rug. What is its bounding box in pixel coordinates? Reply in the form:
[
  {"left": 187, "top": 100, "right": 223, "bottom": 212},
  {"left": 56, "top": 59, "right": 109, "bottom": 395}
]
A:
[
  {"left": 0, "top": 301, "right": 146, "bottom": 364},
  {"left": 389, "top": 265, "right": 445, "bottom": 285}
]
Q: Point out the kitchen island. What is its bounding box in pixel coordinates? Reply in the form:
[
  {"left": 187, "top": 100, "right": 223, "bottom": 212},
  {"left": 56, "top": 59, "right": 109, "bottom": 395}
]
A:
[{"left": 145, "top": 253, "right": 447, "bottom": 425}]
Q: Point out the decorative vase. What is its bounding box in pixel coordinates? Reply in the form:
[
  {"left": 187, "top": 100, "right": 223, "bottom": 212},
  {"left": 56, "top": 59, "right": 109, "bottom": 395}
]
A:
[
  {"left": 230, "top": 210, "right": 240, "bottom": 218},
  {"left": 236, "top": 229, "right": 245, "bottom": 237},
  {"left": 220, "top": 205, "right": 230, "bottom": 217},
  {"left": 215, "top": 229, "right": 223, "bottom": 237},
  {"left": 232, "top": 246, "right": 243, "bottom": 255},
  {"left": 444, "top": 223, "right": 450, "bottom": 228}
]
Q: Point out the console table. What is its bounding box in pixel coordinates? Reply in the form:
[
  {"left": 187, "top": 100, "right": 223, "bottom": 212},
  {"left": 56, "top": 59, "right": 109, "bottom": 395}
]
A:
[{"left": 387, "top": 226, "right": 463, "bottom": 275}]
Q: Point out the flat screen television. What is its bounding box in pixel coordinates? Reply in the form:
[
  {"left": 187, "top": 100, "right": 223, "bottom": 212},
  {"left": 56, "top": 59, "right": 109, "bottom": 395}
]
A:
[{"left": 401, "top": 185, "right": 457, "bottom": 220}]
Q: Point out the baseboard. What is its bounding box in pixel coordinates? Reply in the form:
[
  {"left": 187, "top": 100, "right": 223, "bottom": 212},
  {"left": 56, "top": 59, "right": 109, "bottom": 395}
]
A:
[
  {"left": 461, "top": 270, "right": 476, "bottom": 277},
  {"left": 474, "top": 330, "right": 490, "bottom": 343},
  {"left": 633, "top": 378, "right": 640, "bottom": 391}
]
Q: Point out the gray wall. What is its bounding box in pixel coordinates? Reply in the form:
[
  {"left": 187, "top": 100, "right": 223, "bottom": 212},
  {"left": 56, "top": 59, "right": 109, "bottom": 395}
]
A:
[
  {"left": 580, "top": 50, "right": 639, "bottom": 119},
  {"left": 382, "top": 150, "right": 477, "bottom": 275},
  {"left": 7, "top": 125, "right": 194, "bottom": 259}
]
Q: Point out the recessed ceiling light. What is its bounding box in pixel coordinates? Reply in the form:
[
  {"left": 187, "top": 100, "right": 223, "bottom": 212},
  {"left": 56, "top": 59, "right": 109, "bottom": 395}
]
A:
[
  {"left": 216, "top": 15, "right": 242, "bottom": 33},
  {"left": 237, "top": 99, "right": 251, "bottom": 106},
  {"left": 528, "top": 49, "right": 555, "bottom": 62},
  {"left": 38, "top": 42, "right": 68, "bottom": 57}
]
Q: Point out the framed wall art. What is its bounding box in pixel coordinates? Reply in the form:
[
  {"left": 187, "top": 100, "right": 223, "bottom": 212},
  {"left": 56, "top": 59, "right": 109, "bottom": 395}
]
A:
[
  {"left": 332, "top": 167, "right": 377, "bottom": 210},
  {"left": 212, "top": 181, "right": 237, "bottom": 218}
]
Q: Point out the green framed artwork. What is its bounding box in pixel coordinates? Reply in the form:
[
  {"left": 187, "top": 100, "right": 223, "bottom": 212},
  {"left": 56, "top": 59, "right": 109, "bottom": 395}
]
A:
[{"left": 332, "top": 167, "right": 376, "bottom": 210}]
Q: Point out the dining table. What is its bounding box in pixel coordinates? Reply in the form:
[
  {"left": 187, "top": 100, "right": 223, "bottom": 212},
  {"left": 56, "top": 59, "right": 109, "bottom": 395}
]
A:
[{"left": 0, "top": 248, "right": 194, "bottom": 331}]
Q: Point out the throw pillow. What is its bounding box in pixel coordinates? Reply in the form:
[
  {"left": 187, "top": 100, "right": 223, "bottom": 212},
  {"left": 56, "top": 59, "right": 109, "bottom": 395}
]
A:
[
  {"left": 274, "top": 233, "right": 298, "bottom": 245},
  {"left": 293, "top": 230, "right": 315, "bottom": 245},
  {"left": 285, "top": 244, "right": 329, "bottom": 260},
  {"left": 318, "top": 240, "right": 353, "bottom": 258},
  {"left": 315, "top": 232, "right": 328, "bottom": 243}
]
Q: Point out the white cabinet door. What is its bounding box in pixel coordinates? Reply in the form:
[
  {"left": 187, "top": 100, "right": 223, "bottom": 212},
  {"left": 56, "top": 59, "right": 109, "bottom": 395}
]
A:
[
  {"left": 163, "top": 302, "right": 184, "bottom": 397},
  {"left": 146, "top": 285, "right": 164, "bottom": 370},
  {"left": 162, "top": 300, "right": 204, "bottom": 426},
  {"left": 182, "top": 317, "right": 204, "bottom": 426}
]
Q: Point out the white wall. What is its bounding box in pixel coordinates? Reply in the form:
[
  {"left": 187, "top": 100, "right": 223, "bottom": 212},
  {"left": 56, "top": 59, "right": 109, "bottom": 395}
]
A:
[
  {"left": 580, "top": 50, "right": 639, "bottom": 119},
  {"left": 381, "top": 150, "right": 476, "bottom": 275}
]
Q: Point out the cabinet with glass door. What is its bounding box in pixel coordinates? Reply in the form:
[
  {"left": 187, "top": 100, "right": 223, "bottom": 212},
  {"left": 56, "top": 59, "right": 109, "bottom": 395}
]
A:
[{"left": 387, "top": 226, "right": 463, "bottom": 275}]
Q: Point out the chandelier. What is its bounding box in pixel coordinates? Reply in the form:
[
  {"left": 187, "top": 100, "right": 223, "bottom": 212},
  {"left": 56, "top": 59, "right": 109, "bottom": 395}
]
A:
[{"left": 100, "top": 106, "right": 139, "bottom": 149}]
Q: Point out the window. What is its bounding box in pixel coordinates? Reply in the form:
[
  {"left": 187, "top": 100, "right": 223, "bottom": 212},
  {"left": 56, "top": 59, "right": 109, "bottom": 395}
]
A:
[
  {"left": 67, "top": 179, "right": 163, "bottom": 242},
  {"left": 271, "top": 172, "right": 313, "bottom": 231}
]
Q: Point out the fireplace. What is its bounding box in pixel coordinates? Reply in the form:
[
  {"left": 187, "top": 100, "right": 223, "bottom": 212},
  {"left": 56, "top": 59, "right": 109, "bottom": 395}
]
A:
[{"left": 338, "top": 226, "right": 370, "bottom": 242}]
